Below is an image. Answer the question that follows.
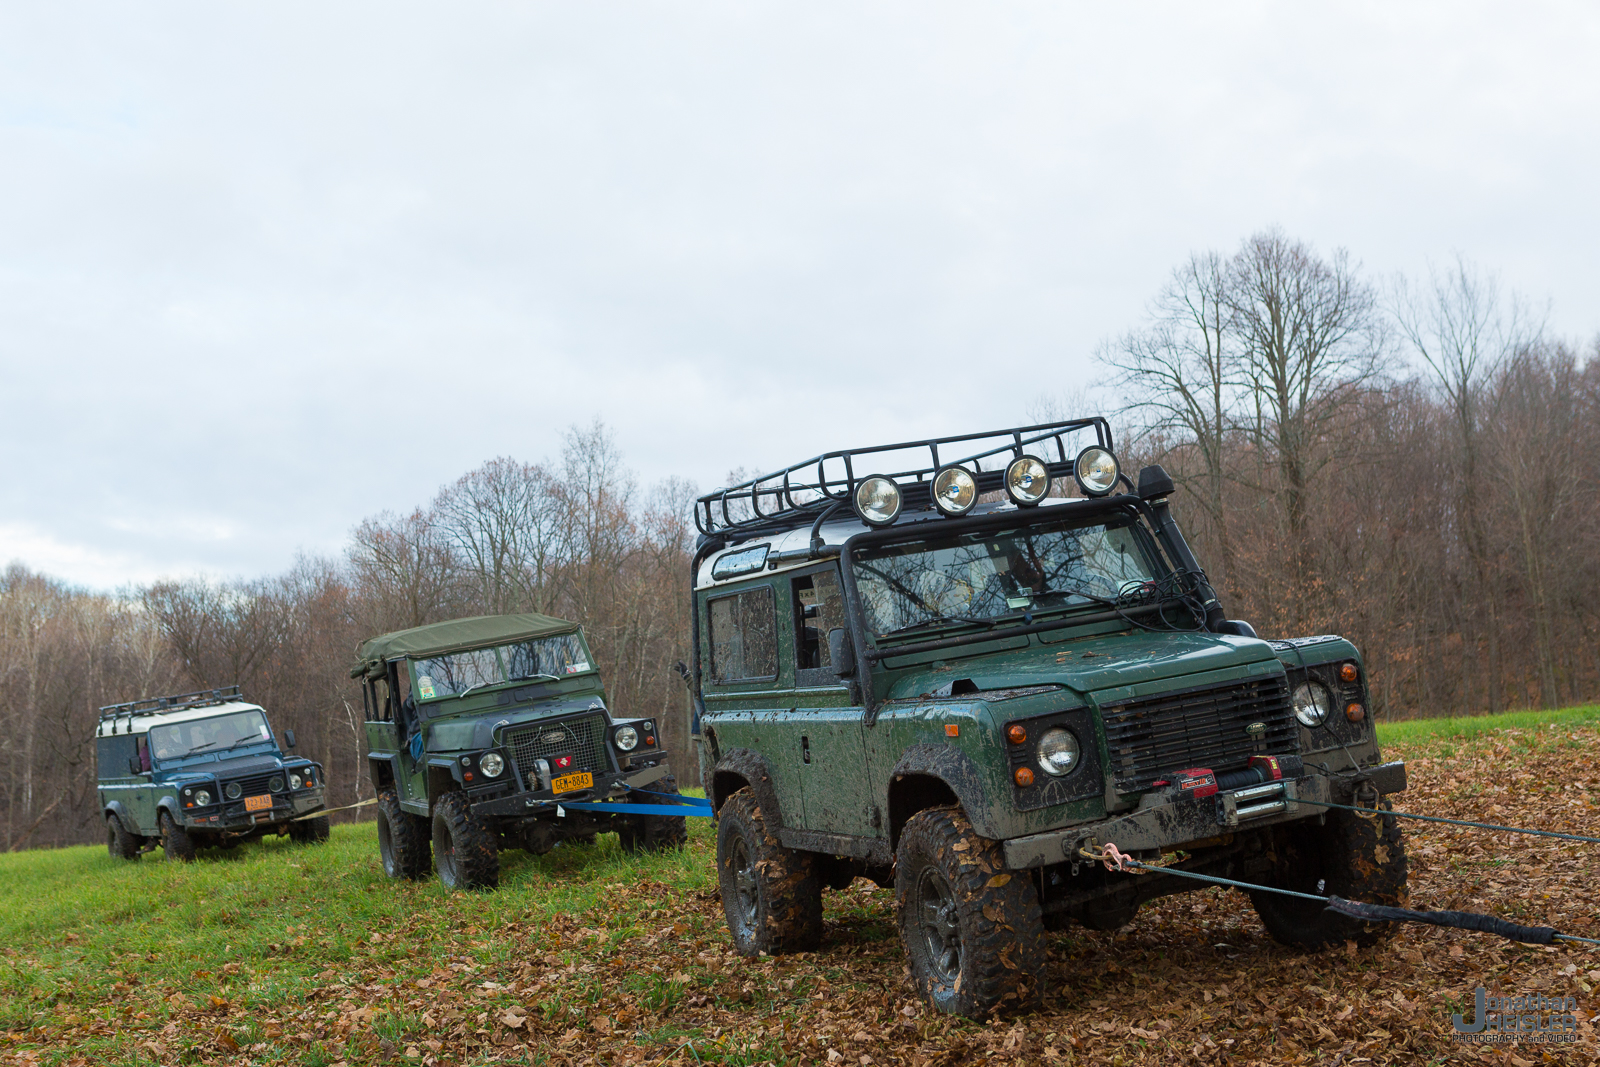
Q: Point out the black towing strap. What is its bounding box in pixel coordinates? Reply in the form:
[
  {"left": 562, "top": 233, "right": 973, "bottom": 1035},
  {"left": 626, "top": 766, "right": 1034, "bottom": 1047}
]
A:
[{"left": 1324, "top": 896, "right": 1562, "bottom": 945}]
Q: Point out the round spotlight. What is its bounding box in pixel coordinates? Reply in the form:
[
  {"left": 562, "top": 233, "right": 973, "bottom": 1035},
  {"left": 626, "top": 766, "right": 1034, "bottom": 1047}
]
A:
[
  {"left": 1004, "top": 455, "right": 1051, "bottom": 506},
  {"left": 224, "top": 782, "right": 242, "bottom": 800},
  {"left": 853, "top": 475, "right": 903, "bottom": 526},
  {"left": 1073, "top": 447, "right": 1121, "bottom": 497},
  {"left": 931, "top": 466, "right": 977, "bottom": 516}
]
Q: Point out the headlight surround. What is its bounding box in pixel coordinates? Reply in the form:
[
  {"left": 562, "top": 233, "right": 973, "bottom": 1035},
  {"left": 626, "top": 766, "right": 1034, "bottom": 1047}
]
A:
[
  {"left": 1036, "top": 727, "right": 1082, "bottom": 777},
  {"left": 478, "top": 752, "right": 505, "bottom": 778},
  {"left": 194, "top": 789, "right": 212, "bottom": 807},
  {"left": 1005, "top": 455, "right": 1051, "bottom": 506},
  {"left": 1073, "top": 446, "right": 1120, "bottom": 497},
  {"left": 1292, "top": 682, "right": 1335, "bottom": 728},
  {"left": 853, "top": 475, "right": 903, "bottom": 526},
  {"left": 931, "top": 466, "right": 977, "bottom": 516},
  {"left": 614, "top": 725, "right": 640, "bottom": 752},
  {"left": 289, "top": 773, "right": 303, "bottom": 790},
  {"left": 224, "top": 782, "right": 242, "bottom": 800}
]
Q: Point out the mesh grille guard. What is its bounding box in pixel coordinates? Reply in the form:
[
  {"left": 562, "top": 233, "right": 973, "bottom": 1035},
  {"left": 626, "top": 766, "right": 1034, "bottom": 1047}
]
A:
[
  {"left": 502, "top": 715, "right": 610, "bottom": 783},
  {"left": 1102, "top": 676, "right": 1297, "bottom": 793}
]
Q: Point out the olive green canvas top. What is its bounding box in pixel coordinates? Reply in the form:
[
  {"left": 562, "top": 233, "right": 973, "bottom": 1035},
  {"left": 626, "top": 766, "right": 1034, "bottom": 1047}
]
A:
[{"left": 351, "top": 613, "right": 580, "bottom": 678}]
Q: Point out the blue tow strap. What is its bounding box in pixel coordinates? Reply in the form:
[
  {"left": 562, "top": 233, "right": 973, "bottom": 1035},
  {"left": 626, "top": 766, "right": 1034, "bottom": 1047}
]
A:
[{"left": 555, "top": 790, "right": 714, "bottom": 817}]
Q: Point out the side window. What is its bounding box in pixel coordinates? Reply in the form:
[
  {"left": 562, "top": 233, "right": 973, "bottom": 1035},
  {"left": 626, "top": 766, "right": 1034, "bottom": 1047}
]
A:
[
  {"left": 709, "top": 587, "right": 779, "bottom": 683},
  {"left": 793, "top": 567, "right": 847, "bottom": 674}
]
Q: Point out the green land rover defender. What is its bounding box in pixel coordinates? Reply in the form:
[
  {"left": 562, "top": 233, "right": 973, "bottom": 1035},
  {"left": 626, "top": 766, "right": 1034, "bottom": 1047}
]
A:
[
  {"left": 354, "top": 613, "right": 687, "bottom": 891},
  {"left": 97, "top": 686, "right": 329, "bottom": 861},
  {"left": 690, "top": 420, "right": 1408, "bottom": 1018}
]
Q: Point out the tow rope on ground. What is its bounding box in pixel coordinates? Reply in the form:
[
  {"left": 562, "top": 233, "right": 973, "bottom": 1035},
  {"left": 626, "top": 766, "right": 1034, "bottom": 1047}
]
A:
[
  {"left": 1078, "top": 843, "right": 1600, "bottom": 948},
  {"left": 289, "top": 797, "right": 378, "bottom": 821},
  {"left": 1295, "top": 798, "right": 1600, "bottom": 845}
]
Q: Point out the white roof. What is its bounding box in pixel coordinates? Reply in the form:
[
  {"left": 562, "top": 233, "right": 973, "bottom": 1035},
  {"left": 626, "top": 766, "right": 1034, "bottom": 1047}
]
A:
[{"left": 96, "top": 700, "right": 267, "bottom": 737}]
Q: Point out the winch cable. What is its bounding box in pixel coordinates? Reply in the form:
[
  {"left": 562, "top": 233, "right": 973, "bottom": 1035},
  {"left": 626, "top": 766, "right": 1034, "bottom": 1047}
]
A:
[
  {"left": 1293, "top": 797, "right": 1600, "bottom": 845},
  {"left": 1077, "top": 844, "right": 1600, "bottom": 948}
]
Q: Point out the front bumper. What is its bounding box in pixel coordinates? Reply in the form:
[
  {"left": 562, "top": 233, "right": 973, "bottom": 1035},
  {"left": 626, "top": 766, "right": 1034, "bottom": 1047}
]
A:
[
  {"left": 182, "top": 788, "right": 327, "bottom": 831},
  {"left": 1003, "top": 760, "right": 1407, "bottom": 871},
  {"left": 469, "top": 762, "right": 669, "bottom": 819}
]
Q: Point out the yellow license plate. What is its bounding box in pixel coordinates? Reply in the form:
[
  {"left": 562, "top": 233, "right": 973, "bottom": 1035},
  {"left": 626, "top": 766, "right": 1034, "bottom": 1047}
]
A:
[
  {"left": 244, "top": 794, "right": 273, "bottom": 812},
  {"left": 551, "top": 771, "right": 592, "bottom": 794}
]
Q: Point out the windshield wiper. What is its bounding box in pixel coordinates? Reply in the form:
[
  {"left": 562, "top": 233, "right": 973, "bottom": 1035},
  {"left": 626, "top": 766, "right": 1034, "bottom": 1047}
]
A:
[
  {"left": 884, "top": 613, "right": 1005, "bottom": 637},
  {"left": 509, "top": 673, "right": 558, "bottom": 683}
]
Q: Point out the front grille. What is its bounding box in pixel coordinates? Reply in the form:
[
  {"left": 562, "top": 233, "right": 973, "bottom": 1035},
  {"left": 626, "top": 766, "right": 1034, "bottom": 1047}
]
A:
[
  {"left": 1101, "top": 676, "right": 1296, "bottom": 792},
  {"left": 503, "top": 715, "right": 610, "bottom": 784},
  {"left": 225, "top": 773, "right": 282, "bottom": 798}
]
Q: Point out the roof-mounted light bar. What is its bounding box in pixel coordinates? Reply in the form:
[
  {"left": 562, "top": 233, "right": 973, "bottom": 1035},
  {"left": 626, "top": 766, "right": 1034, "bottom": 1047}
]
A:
[{"left": 98, "top": 684, "right": 243, "bottom": 722}]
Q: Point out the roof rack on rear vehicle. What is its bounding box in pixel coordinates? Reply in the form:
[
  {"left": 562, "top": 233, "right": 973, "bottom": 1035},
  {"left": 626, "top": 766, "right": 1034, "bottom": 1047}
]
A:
[
  {"left": 694, "top": 419, "right": 1117, "bottom": 540},
  {"left": 98, "top": 684, "right": 244, "bottom": 722}
]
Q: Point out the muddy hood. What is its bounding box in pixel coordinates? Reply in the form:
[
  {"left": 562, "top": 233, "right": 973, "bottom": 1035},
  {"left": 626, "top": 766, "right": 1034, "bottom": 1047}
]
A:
[{"left": 885, "top": 631, "right": 1281, "bottom": 701}]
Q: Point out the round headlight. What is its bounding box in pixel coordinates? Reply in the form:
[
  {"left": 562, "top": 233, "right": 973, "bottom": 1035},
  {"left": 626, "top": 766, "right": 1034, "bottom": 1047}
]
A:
[
  {"left": 479, "top": 752, "right": 504, "bottom": 778},
  {"left": 931, "top": 466, "right": 977, "bottom": 516},
  {"left": 1073, "top": 447, "right": 1120, "bottom": 497},
  {"left": 1036, "top": 727, "right": 1082, "bottom": 777},
  {"left": 289, "top": 773, "right": 303, "bottom": 790},
  {"left": 614, "top": 726, "right": 640, "bottom": 752},
  {"left": 1004, "top": 456, "right": 1051, "bottom": 506},
  {"left": 224, "top": 782, "right": 242, "bottom": 800},
  {"left": 853, "top": 475, "right": 903, "bottom": 526},
  {"left": 269, "top": 776, "right": 286, "bottom": 793},
  {"left": 194, "top": 790, "right": 212, "bottom": 807},
  {"left": 1292, "top": 682, "right": 1335, "bottom": 728}
]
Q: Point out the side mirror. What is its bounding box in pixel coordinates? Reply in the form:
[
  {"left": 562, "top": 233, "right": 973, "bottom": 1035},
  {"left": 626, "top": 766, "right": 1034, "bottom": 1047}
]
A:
[
  {"left": 128, "top": 756, "right": 141, "bottom": 775},
  {"left": 827, "top": 628, "right": 856, "bottom": 677},
  {"left": 284, "top": 729, "right": 297, "bottom": 750}
]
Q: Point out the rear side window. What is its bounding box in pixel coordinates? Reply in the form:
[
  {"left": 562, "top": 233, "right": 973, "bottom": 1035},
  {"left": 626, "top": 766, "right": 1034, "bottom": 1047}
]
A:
[{"left": 709, "top": 587, "right": 778, "bottom": 683}]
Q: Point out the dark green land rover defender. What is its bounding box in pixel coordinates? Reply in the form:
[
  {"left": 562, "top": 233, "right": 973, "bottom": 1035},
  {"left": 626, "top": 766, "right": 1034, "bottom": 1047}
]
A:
[
  {"left": 97, "top": 686, "right": 329, "bottom": 861},
  {"left": 355, "top": 613, "right": 687, "bottom": 891},
  {"left": 691, "top": 421, "right": 1408, "bottom": 1017}
]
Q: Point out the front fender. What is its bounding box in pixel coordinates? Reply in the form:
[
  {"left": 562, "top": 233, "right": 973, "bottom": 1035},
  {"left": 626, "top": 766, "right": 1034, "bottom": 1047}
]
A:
[
  {"left": 708, "top": 748, "right": 790, "bottom": 830},
  {"left": 887, "top": 743, "right": 995, "bottom": 844},
  {"left": 102, "top": 799, "right": 137, "bottom": 832}
]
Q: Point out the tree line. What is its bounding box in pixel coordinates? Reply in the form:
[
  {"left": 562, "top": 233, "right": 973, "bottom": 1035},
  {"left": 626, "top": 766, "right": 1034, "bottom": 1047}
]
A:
[{"left": 3, "top": 231, "right": 1597, "bottom": 850}]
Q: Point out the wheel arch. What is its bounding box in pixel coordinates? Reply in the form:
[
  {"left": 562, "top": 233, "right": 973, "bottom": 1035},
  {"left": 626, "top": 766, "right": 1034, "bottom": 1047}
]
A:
[
  {"left": 887, "top": 744, "right": 992, "bottom": 850},
  {"left": 708, "top": 748, "right": 789, "bottom": 830}
]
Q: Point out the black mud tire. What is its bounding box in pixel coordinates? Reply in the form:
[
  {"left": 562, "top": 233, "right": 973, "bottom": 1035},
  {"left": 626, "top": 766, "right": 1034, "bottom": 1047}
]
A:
[
  {"left": 618, "top": 774, "right": 689, "bottom": 854},
  {"left": 432, "top": 791, "right": 500, "bottom": 891},
  {"left": 288, "top": 815, "right": 331, "bottom": 845},
  {"left": 106, "top": 814, "right": 141, "bottom": 861},
  {"left": 159, "top": 811, "right": 196, "bottom": 863},
  {"left": 896, "top": 806, "right": 1046, "bottom": 1019},
  {"left": 377, "top": 788, "right": 431, "bottom": 880},
  {"left": 715, "top": 788, "right": 822, "bottom": 956},
  {"left": 1250, "top": 801, "right": 1408, "bottom": 949}
]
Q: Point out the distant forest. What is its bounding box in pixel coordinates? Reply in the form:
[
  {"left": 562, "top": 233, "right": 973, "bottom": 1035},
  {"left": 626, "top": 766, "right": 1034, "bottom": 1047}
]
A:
[{"left": 4, "top": 229, "right": 1597, "bottom": 850}]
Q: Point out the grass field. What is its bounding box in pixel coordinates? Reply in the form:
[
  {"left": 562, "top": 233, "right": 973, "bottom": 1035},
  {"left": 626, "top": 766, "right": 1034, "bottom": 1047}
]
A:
[{"left": 3, "top": 710, "right": 1598, "bottom": 1066}]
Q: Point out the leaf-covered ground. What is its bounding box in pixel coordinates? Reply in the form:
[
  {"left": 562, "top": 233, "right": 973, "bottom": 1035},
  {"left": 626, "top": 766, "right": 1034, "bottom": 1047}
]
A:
[{"left": 2, "top": 719, "right": 1597, "bottom": 1066}]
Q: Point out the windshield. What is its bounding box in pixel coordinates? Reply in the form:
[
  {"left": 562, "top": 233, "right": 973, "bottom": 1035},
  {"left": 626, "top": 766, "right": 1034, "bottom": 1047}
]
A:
[
  {"left": 852, "top": 515, "right": 1163, "bottom": 638},
  {"left": 412, "top": 632, "right": 592, "bottom": 701},
  {"left": 149, "top": 710, "right": 274, "bottom": 762}
]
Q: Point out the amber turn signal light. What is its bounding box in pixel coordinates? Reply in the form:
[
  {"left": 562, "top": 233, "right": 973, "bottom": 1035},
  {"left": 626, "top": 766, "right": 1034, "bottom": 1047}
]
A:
[
  {"left": 1340, "top": 662, "right": 1359, "bottom": 683},
  {"left": 1013, "top": 766, "right": 1034, "bottom": 787},
  {"left": 944, "top": 724, "right": 959, "bottom": 737},
  {"left": 1006, "top": 724, "right": 1027, "bottom": 745},
  {"left": 1345, "top": 703, "right": 1365, "bottom": 723}
]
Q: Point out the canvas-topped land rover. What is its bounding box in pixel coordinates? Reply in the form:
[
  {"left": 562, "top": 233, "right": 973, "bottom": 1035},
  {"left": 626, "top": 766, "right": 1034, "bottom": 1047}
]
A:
[
  {"left": 97, "top": 686, "right": 329, "bottom": 861},
  {"left": 691, "top": 420, "right": 1408, "bottom": 1018},
  {"left": 355, "top": 613, "right": 687, "bottom": 891}
]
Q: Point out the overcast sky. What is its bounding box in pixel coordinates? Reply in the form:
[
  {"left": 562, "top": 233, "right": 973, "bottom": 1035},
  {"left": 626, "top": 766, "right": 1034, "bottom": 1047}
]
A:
[{"left": 2, "top": 3, "right": 1597, "bottom": 590}]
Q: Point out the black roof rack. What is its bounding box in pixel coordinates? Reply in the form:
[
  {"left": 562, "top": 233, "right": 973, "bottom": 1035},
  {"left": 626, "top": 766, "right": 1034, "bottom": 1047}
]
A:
[
  {"left": 695, "top": 419, "right": 1115, "bottom": 540},
  {"left": 98, "top": 685, "right": 244, "bottom": 722}
]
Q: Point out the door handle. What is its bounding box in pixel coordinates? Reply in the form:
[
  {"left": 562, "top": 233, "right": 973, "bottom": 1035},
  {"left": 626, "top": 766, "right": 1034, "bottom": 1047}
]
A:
[{"left": 802, "top": 736, "right": 811, "bottom": 764}]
